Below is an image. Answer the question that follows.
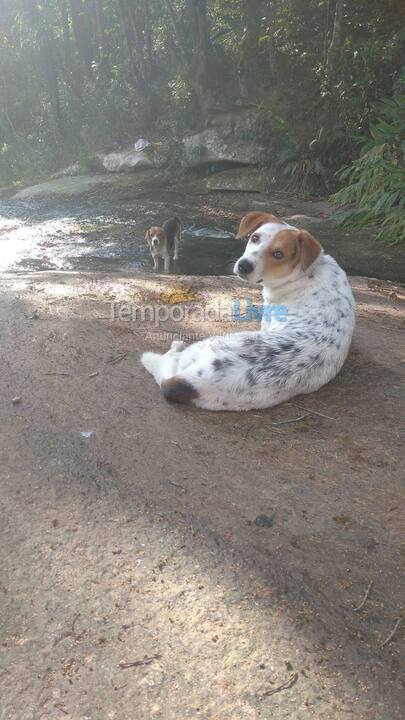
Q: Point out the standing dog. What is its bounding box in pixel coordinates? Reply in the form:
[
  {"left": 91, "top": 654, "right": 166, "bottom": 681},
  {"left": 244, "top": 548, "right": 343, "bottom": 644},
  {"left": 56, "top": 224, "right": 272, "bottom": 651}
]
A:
[
  {"left": 141, "top": 212, "right": 355, "bottom": 411},
  {"left": 145, "top": 217, "right": 181, "bottom": 272}
]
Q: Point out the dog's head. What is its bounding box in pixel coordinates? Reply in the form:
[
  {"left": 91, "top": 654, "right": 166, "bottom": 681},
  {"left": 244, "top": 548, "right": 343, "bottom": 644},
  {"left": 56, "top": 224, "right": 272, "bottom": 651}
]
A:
[
  {"left": 234, "top": 212, "right": 322, "bottom": 286},
  {"left": 145, "top": 226, "right": 166, "bottom": 251}
]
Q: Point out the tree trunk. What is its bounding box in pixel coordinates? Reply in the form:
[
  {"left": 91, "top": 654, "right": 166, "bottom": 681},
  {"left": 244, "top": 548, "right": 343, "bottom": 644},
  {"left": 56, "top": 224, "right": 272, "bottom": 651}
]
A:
[
  {"left": 143, "top": 0, "right": 154, "bottom": 78},
  {"left": 127, "top": 2, "right": 149, "bottom": 82},
  {"left": 326, "top": 0, "right": 345, "bottom": 79},
  {"left": 69, "top": 0, "right": 93, "bottom": 71},
  {"left": 58, "top": 0, "right": 73, "bottom": 69},
  {"left": 165, "top": 0, "right": 189, "bottom": 61},
  {"left": 25, "top": 0, "right": 63, "bottom": 127},
  {"left": 238, "top": 0, "right": 263, "bottom": 100},
  {"left": 58, "top": 0, "right": 83, "bottom": 97},
  {"left": 94, "top": 0, "right": 109, "bottom": 76},
  {"left": 186, "top": 0, "right": 215, "bottom": 118},
  {"left": 116, "top": 0, "right": 147, "bottom": 94}
]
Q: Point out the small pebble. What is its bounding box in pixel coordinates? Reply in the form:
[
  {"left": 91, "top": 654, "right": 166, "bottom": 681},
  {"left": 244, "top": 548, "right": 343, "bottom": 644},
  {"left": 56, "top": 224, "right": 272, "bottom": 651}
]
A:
[
  {"left": 12, "top": 396, "right": 22, "bottom": 405},
  {"left": 255, "top": 513, "right": 276, "bottom": 528}
]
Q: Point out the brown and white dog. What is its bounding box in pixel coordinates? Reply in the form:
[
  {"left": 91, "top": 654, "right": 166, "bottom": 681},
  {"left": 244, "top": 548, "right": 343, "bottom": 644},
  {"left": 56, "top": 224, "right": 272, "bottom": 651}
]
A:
[
  {"left": 141, "top": 211, "right": 355, "bottom": 411},
  {"left": 145, "top": 217, "right": 181, "bottom": 272}
]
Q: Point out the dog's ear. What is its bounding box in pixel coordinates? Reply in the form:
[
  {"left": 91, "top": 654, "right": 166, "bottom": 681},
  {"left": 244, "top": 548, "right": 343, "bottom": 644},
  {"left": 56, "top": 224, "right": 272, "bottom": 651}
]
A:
[
  {"left": 145, "top": 229, "right": 151, "bottom": 243},
  {"left": 235, "top": 212, "right": 280, "bottom": 239},
  {"left": 298, "top": 229, "right": 322, "bottom": 270}
]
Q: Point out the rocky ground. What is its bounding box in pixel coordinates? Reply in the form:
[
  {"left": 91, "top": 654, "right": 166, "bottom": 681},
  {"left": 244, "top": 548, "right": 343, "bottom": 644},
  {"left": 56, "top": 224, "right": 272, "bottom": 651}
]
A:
[{"left": 0, "top": 268, "right": 404, "bottom": 720}]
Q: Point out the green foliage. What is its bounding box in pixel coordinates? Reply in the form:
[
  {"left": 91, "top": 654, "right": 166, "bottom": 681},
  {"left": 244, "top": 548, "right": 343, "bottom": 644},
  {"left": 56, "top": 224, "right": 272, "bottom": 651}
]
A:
[
  {"left": 332, "top": 95, "right": 405, "bottom": 244},
  {"left": 276, "top": 126, "right": 350, "bottom": 198},
  {"left": 252, "top": 108, "right": 350, "bottom": 197},
  {"left": 0, "top": 0, "right": 404, "bottom": 197}
]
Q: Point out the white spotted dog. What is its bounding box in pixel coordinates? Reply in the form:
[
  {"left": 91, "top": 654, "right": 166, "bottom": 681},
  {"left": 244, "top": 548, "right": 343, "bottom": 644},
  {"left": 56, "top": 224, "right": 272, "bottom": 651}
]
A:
[
  {"left": 141, "top": 212, "right": 355, "bottom": 411},
  {"left": 145, "top": 217, "right": 181, "bottom": 272}
]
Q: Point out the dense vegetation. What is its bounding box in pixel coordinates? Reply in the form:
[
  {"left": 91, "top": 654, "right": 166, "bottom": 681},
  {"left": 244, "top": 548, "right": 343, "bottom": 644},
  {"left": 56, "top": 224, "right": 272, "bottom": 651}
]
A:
[
  {"left": 333, "top": 96, "right": 405, "bottom": 243},
  {"left": 0, "top": 1, "right": 404, "bottom": 238}
]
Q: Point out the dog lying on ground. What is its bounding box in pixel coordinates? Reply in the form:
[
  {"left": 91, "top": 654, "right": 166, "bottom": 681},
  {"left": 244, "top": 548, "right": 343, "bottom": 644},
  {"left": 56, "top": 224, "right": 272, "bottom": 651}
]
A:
[
  {"left": 141, "top": 212, "right": 355, "bottom": 411},
  {"left": 145, "top": 217, "right": 181, "bottom": 272}
]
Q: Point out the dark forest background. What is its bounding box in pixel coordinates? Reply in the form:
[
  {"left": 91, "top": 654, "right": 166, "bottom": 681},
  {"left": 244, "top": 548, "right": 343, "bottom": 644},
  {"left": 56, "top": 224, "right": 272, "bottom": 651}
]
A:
[{"left": 1, "top": 1, "right": 404, "bottom": 239}]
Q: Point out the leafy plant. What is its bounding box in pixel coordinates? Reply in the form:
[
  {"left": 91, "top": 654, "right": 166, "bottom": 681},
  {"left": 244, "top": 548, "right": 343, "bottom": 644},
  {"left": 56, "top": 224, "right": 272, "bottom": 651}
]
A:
[
  {"left": 277, "top": 145, "right": 330, "bottom": 198},
  {"left": 332, "top": 95, "right": 405, "bottom": 244},
  {"left": 274, "top": 125, "right": 350, "bottom": 198}
]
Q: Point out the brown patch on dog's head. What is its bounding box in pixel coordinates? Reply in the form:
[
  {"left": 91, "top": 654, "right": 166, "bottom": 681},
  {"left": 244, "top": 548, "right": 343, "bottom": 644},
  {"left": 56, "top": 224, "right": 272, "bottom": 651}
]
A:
[
  {"left": 262, "top": 227, "right": 322, "bottom": 281},
  {"left": 297, "top": 229, "right": 322, "bottom": 270},
  {"left": 235, "top": 212, "right": 281, "bottom": 239},
  {"left": 145, "top": 226, "right": 166, "bottom": 247}
]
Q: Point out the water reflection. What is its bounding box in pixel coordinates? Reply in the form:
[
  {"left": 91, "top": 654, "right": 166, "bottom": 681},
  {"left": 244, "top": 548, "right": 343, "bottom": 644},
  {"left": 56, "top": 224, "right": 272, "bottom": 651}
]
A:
[{"left": 0, "top": 202, "right": 240, "bottom": 275}]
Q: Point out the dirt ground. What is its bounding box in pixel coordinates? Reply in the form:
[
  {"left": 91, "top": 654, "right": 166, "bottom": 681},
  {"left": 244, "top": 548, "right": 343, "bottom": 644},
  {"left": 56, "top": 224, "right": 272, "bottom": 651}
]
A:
[{"left": 0, "top": 270, "right": 404, "bottom": 720}]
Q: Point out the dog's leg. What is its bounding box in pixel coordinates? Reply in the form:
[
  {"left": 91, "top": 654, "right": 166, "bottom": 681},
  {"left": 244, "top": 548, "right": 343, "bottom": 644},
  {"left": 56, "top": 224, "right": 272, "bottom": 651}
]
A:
[
  {"left": 164, "top": 255, "right": 170, "bottom": 273},
  {"left": 141, "top": 340, "right": 185, "bottom": 385},
  {"left": 170, "top": 340, "right": 186, "bottom": 352},
  {"left": 153, "top": 256, "right": 159, "bottom": 270},
  {"left": 173, "top": 232, "right": 180, "bottom": 261}
]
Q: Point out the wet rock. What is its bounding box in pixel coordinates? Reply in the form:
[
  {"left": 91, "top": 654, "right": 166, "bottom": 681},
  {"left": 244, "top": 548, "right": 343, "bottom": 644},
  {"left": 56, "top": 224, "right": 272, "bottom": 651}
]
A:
[
  {"left": 14, "top": 175, "right": 114, "bottom": 199},
  {"left": 98, "top": 146, "right": 155, "bottom": 172},
  {"left": 206, "top": 167, "right": 273, "bottom": 193},
  {"left": 0, "top": 186, "right": 16, "bottom": 199},
  {"left": 183, "top": 109, "right": 265, "bottom": 168},
  {"left": 12, "top": 171, "right": 168, "bottom": 199},
  {"left": 50, "top": 162, "right": 82, "bottom": 179}
]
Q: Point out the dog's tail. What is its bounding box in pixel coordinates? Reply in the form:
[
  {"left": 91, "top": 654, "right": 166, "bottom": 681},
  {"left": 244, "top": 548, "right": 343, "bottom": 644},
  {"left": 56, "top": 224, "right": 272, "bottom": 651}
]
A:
[
  {"left": 141, "top": 351, "right": 163, "bottom": 382},
  {"left": 161, "top": 377, "right": 199, "bottom": 404},
  {"left": 141, "top": 352, "right": 198, "bottom": 405},
  {"left": 141, "top": 348, "right": 184, "bottom": 386}
]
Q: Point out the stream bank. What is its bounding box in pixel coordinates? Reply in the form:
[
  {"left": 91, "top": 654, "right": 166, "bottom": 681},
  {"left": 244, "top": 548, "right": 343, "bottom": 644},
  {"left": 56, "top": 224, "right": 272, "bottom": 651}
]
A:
[{"left": 1, "top": 171, "right": 405, "bottom": 282}]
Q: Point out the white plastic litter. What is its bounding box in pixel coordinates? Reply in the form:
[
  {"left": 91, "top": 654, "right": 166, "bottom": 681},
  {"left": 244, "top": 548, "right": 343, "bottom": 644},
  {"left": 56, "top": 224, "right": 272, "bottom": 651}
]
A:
[{"left": 134, "top": 138, "right": 151, "bottom": 152}]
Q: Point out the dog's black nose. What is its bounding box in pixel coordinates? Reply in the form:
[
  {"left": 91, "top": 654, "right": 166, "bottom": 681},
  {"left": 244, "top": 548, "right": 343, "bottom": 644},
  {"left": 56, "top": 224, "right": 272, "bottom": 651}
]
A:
[{"left": 238, "top": 258, "right": 254, "bottom": 276}]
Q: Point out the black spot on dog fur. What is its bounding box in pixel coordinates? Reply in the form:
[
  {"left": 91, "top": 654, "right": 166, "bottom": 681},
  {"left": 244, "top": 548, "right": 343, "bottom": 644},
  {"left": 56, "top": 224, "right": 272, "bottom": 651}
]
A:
[
  {"left": 213, "top": 357, "right": 233, "bottom": 372},
  {"left": 246, "top": 369, "right": 258, "bottom": 386},
  {"left": 280, "top": 342, "right": 295, "bottom": 352},
  {"left": 162, "top": 378, "right": 199, "bottom": 404},
  {"left": 243, "top": 336, "right": 258, "bottom": 347},
  {"left": 311, "top": 353, "right": 325, "bottom": 368}
]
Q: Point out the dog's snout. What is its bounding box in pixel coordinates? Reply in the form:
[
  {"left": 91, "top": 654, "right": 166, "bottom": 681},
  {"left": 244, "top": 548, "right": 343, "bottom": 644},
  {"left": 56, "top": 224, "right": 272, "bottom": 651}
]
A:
[
  {"left": 152, "top": 238, "right": 159, "bottom": 247},
  {"left": 238, "top": 258, "right": 254, "bottom": 276}
]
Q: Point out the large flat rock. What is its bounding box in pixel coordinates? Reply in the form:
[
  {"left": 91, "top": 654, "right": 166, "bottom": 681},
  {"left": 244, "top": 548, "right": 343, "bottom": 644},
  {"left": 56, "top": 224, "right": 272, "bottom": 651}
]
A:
[
  {"left": 183, "top": 109, "right": 265, "bottom": 167},
  {"left": 12, "top": 171, "right": 172, "bottom": 199}
]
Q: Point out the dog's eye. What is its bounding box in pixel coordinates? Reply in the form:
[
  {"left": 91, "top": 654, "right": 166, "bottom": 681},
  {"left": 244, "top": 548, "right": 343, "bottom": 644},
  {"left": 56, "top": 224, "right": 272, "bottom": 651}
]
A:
[
  {"left": 272, "top": 250, "right": 284, "bottom": 259},
  {"left": 250, "top": 234, "right": 260, "bottom": 243}
]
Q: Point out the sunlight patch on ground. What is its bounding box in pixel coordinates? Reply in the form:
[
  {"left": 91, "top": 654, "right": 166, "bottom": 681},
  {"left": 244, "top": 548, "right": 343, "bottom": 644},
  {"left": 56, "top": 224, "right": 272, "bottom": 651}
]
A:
[
  {"left": 159, "top": 287, "right": 201, "bottom": 304},
  {"left": 0, "top": 215, "right": 84, "bottom": 272}
]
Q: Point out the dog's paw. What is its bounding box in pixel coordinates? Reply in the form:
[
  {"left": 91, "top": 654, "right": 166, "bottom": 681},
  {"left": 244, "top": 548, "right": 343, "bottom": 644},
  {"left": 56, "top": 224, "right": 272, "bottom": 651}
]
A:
[{"left": 170, "top": 340, "right": 186, "bottom": 352}]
